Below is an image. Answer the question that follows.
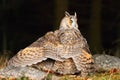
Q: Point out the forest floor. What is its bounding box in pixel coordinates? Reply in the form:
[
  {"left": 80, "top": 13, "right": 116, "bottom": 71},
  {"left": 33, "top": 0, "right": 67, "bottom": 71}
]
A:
[
  {"left": 0, "top": 53, "right": 120, "bottom": 80},
  {"left": 0, "top": 70, "right": 120, "bottom": 80}
]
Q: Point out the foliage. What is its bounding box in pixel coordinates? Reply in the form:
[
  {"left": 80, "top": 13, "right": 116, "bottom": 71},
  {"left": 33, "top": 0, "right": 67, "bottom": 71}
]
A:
[
  {"left": 0, "top": 52, "right": 9, "bottom": 69},
  {"left": 60, "top": 70, "right": 120, "bottom": 80}
]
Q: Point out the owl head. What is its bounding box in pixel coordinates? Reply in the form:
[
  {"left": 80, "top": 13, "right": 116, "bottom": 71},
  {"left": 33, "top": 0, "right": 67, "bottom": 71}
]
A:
[{"left": 59, "top": 11, "right": 78, "bottom": 30}]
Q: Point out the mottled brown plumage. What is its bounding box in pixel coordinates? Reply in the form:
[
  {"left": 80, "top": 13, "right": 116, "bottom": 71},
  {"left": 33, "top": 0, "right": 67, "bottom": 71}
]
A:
[{"left": 8, "top": 12, "right": 94, "bottom": 77}]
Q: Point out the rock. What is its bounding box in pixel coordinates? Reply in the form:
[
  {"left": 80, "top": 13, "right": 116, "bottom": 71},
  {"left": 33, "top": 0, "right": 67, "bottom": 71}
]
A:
[
  {"left": 93, "top": 54, "right": 120, "bottom": 70},
  {"left": 0, "top": 66, "right": 47, "bottom": 80}
]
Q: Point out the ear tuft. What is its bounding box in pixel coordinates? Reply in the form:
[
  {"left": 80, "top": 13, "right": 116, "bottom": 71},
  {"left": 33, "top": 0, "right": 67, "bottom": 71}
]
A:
[
  {"left": 65, "top": 11, "right": 70, "bottom": 17},
  {"left": 74, "top": 12, "right": 77, "bottom": 17}
]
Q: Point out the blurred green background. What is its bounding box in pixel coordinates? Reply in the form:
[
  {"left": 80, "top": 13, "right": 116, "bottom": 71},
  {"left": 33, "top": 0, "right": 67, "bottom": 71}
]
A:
[{"left": 0, "top": 0, "right": 120, "bottom": 57}]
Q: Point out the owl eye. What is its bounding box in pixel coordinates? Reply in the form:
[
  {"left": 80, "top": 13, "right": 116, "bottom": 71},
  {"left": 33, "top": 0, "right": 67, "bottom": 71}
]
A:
[
  {"left": 69, "top": 17, "right": 73, "bottom": 23},
  {"left": 70, "top": 19, "right": 73, "bottom": 23}
]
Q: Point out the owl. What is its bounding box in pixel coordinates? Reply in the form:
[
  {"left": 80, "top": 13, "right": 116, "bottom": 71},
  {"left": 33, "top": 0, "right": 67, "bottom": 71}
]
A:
[{"left": 8, "top": 12, "right": 94, "bottom": 77}]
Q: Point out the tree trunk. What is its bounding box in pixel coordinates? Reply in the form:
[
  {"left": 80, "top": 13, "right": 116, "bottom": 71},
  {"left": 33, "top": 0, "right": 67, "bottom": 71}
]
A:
[{"left": 89, "top": 0, "right": 102, "bottom": 52}]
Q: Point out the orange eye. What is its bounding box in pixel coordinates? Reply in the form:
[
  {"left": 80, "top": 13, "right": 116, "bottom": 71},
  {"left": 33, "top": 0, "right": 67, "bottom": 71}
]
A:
[{"left": 69, "top": 19, "right": 73, "bottom": 24}]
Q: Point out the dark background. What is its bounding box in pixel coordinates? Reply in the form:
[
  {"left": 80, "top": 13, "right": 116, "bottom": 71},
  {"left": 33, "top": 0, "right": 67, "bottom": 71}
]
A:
[{"left": 0, "top": 0, "right": 120, "bottom": 57}]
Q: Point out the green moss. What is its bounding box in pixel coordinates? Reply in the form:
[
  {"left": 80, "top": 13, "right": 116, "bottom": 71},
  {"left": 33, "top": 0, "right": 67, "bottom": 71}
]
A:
[{"left": 45, "top": 73, "right": 52, "bottom": 80}]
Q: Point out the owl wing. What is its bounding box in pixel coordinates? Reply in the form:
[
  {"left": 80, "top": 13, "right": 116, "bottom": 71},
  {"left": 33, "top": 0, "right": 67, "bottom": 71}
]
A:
[
  {"left": 82, "top": 38, "right": 91, "bottom": 53},
  {"left": 72, "top": 49, "right": 94, "bottom": 76},
  {"left": 8, "top": 36, "right": 47, "bottom": 67},
  {"left": 71, "top": 36, "right": 94, "bottom": 76},
  {"left": 8, "top": 31, "right": 64, "bottom": 67}
]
